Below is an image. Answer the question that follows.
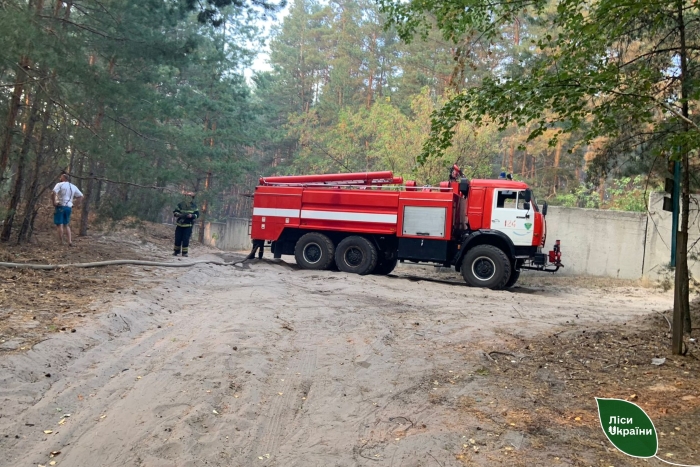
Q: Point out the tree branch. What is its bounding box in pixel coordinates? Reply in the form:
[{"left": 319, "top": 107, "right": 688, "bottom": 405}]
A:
[
  {"left": 607, "top": 90, "right": 700, "bottom": 131},
  {"left": 103, "top": 114, "right": 163, "bottom": 143},
  {"left": 37, "top": 15, "right": 127, "bottom": 41},
  {"left": 66, "top": 172, "right": 182, "bottom": 194}
]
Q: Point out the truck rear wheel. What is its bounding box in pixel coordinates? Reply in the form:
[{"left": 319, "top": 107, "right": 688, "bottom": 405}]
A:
[
  {"left": 373, "top": 256, "right": 398, "bottom": 275},
  {"left": 294, "top": 232, "right": 335, "bottom": 270},
  {"left": 461, "top": 245, "right": 511, "bottom": 290},
  {"left": 505, "top": 269, "right": 520, "bottom": 288},
  {"left": 335, "top": 236, "right": 377, "bottom": 275}
]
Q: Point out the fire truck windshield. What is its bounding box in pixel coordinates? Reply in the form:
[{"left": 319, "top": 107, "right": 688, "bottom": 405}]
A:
[
  {"left": 529, "top": 190, "right": 540, "bottom": 212},
  {"left": 496, "top": 190, "right": 536, "bottom": 211}
]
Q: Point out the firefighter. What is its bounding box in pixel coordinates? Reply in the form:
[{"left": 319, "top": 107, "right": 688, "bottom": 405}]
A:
[
  {"left": 246, "top": 239, "right": 265, "bottom": 260},
  {"left": 173, "top": 193, "right": 199, "bottom": 257},
  {"left": 449, "top": 164, "right": 464, "bottom": 181}
]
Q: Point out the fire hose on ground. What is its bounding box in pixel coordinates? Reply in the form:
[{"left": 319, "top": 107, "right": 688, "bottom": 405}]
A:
[{"left": 0, "top": 258, "right": 250, "bottom": 270}]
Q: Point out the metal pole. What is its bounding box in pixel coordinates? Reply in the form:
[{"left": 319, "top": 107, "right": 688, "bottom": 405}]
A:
[
  {"left": 672, "top": 230, "right": 685, "bottom": 355},
  {"left": 670, "top": 160, "right": 681, "bottom": 267}
]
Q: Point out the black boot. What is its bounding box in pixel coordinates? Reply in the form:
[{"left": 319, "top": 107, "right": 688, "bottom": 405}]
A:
[{"left": 246, "top": 247, "right": 257, "bottom": 260}]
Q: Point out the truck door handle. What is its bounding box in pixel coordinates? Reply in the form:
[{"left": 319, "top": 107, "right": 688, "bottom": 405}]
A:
[
  {"left": 516, "top": 214, "right": 530, "bottom": 219},
  {"left": 416, "top": 232, "right": 430, "bottom": 236}
]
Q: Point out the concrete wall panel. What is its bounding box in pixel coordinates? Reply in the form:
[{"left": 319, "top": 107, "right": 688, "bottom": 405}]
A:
[
  {"left": 192, "top": 218, "right": 251, "bottom": 252},
  {"left": 643, "top": 192, "right": 700, "bottom": 280},
  {"left": 545, "top": 206, "right": 646, "bottom": 279}
]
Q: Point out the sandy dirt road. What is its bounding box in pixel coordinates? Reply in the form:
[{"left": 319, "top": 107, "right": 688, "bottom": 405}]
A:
[{"left": 0, "top": 255, "right": 678, "bottom": 467}]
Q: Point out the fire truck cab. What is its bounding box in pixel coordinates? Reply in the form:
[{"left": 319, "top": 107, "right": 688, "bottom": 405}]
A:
[{"left": 250, "top": 169, "right": 562, "bottom": 289}]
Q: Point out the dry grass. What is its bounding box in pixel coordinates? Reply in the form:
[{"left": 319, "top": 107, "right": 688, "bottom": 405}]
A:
[
  {"left": 452, "top": 307, "right": 700, "bottom": 466},
  {"left": 0, "top": 220, "right": 196, "bottom": 352}
]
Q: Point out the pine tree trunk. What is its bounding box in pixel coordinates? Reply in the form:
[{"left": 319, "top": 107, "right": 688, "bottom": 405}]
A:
[
  {"left": 198, "top": 171, "right": 212, "bottom": 243},
  {"left": 2, "top": 89, "right": 42, "bottom": 242},
  {"left": 94, "top": 162, "right": 103, "bottom": 209},
  {"left": 17, "top": 103, "right": 51, "bottom": 243},
  {"left": 79, "top": 94, "right": 104, "bottom": 237},
  {"left": 68, "top": 139, "right": 75, "bottom": 173},
  {"left": 366, "top": 32, "right": 376, "bottom": 109},
  {"left": 509, "top": 142, "right": 514, "bottom": 174},
  {"left": 553, "top": 140, "right": 562, "bottom": 195},
  {"left": 74, "top": 152, "right": 84, "bottom": 189},
  {"left": 674, "top": 0, "right": 691, "bottom": 345},
  {"left": 0, "top": 57, "right": 29, "bottom": 181},
  {"left": 366, "top": 70, "right": 374, "bottom": 109},
  {"left": 79, "top": 158, "right": 94, "bottom": 236},
  {"left": 0, "top": 0, "right": 43, "bottom": 182}
]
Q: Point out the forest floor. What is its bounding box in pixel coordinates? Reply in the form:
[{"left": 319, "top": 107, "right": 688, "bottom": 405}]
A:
[{"left": 0, "top": 222, "right": 699, "bottom": 467}]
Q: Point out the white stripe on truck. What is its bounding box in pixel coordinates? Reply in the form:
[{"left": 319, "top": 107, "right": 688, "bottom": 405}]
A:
[
  {"left": 253, "top": 208, "right": 301, "bottom": 217},
  {"left": 300, "top": 210, "right": 397, "bottom": 224}
]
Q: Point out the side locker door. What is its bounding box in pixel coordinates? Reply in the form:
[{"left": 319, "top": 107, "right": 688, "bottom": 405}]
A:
[{"left": 490, "top": 189, "right": 534, "bottom": 246}]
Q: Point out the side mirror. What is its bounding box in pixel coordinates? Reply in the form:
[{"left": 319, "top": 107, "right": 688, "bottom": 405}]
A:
[
  {"left": 523, "top": 202, "right": 530, "bottom": 211},
  {"left": 542, "top": 201, "right": 548, "bottom": 217},
  {"left": 459, "top": 178, "right": 469, "bottom": 197},
  {"left": 523, "top": 190, "right": 532, "bottom": 202}
]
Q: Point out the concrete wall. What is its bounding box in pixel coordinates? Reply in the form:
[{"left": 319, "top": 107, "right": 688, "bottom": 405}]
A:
[
  {"left": 642, "top": 192, "right": 700, "bottom": 279},
  {"left": 545, "top": 206, "right": 647, "bottom": 279},
  {"left": 189, "top": 193, "right": 700, "bottom": 280},
  {"left": 192, "top": 218, "right": 251, "bottom": 251},
  {"left": 546, "top": 193, "right": 700, "bottom": 280}
]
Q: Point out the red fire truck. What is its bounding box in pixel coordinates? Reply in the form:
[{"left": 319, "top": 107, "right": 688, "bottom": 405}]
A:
[{"left": 249, "top": 168, "right": 562, "bottom": 289}]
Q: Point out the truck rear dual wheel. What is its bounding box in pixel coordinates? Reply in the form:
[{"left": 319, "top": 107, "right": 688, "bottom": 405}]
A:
[
  {"left": 294, "top": 232, "right": 335, "bottom": 270},
  {"left": 335, "top": 236, "right": 377, "bottom": 275},
  {"left": 461, "top": 245, "right": 512, "bottom": 290},
  {"left": 372, "top": 256, "right": 398, "bottom": 275}
]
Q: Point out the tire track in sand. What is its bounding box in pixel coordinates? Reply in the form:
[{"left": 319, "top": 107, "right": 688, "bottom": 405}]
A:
[{"left": 246, "top": 341, "right": 317, "bottom": 465}]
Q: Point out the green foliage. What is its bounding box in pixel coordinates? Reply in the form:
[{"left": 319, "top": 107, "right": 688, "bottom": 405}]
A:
[
  {"left": 0, "top": 0, "right": 286, "bottom": 239},
  {"left": 607, "top": 177, "right": 653, "bottom": 212},
  {"left": 548, "top": 176, "right": 660, "bottom": 211},
  {"left": 283, "top": 88, "right": 501, "bottom": 184},
  {"left": 379, "top": 0, "right": 699, "bottom": 179},
  {"left": 185, "top": 0, "right": 287, "bottom": 26},
  {"left": 548, "top": 183, "right": 601, "bottom": 210}
]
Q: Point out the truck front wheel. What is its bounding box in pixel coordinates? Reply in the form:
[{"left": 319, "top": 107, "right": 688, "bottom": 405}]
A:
[
  {"left": 294, "top": 232, "right": 335, "bottom": 270},
  {"left": 505, "top": 269, "right": 520, "bottom": 288},
  {"left": 335, "top": 236, "right": 377, "bottom": 275},
  {"left": 461, "top": 245, "right": 511, "bottom": 290}
]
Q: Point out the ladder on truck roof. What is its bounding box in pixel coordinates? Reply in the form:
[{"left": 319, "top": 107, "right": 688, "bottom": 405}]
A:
[
  {"left": 259, "top": 171, "right": 403, "bottom": 187},
  {"left": 258, "top": 171, "right": 460, "bottom": 193}
]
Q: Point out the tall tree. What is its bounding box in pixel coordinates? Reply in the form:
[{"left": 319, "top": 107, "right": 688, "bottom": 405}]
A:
[
  {"left": 0, "top": 0, "right": 285, "bottom": 241},
  {"left": 380, "top": 0, "right": 700, "bottom": 352}
]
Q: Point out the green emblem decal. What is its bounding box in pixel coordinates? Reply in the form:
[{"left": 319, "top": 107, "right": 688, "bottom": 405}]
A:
[
  {"left": 596, "top": 398, "right": 657, "bottom": 458},
  {"left": 524, "top": 223, "right": 532, "bottom": 230}
]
